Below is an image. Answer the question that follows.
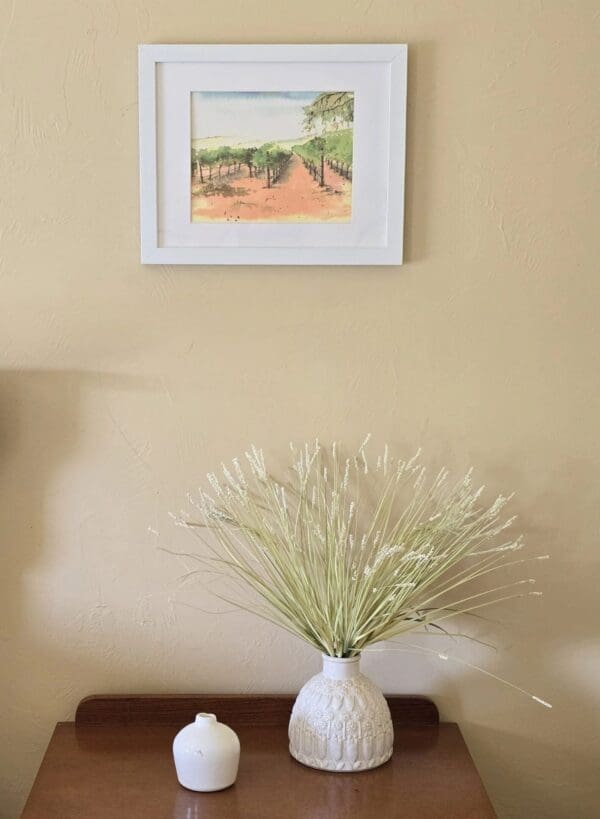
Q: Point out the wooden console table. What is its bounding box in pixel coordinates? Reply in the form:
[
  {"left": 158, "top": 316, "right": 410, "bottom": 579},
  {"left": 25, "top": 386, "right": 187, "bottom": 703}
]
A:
[{"left": 21, "top": 694, "right": 495, "bottom": 818}]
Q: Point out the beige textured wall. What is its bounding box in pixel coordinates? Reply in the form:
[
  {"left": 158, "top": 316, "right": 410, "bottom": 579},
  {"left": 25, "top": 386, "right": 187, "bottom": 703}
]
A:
[{"left": 1, "top": 1, "right": 598, "bottom": 816}]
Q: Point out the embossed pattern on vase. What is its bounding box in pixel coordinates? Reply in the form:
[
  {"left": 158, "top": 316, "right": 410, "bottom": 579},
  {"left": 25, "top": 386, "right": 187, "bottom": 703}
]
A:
[{"left": 289, "top": 667, "right": 394, "bottom": 771}]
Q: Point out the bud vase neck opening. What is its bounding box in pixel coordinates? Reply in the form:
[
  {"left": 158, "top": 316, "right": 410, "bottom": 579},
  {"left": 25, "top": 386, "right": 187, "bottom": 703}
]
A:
[{"left": 321, "top": 654, "right": 361, "bottom": 680}]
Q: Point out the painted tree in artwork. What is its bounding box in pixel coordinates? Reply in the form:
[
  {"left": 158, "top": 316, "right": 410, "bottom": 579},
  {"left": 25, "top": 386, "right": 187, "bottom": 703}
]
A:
[
  {"left": 323, "top": 130, "right": 353, "bottom": 179},
  {"left": 298, "top": 93, "right": 354, "bottom": 186},
  {"left": 312, "top": 137, "right": 326, "bottom": 186},
  {"left": 216, "top": 146, "right": 233, "bottom": 176},
  {"left": 229, "top": 148, "right": 244, "bottom": 173},
  {"left": 293, "top": 131, "right": 352, "bottom": 185},
  {"left": 194, "top": 148, "right": 219, "bottom": 180},
  {"left": 253, "top": 143, "right": 291, "bottom": 188},
  {"left": 191, "top": 148, "right": 204, "bottom": 182},
  {"left": 241, "top": 147, "right": 257, "bottom": 178},
  {"left": 303, "top": 92, "right": 354, "bottom": 131}
]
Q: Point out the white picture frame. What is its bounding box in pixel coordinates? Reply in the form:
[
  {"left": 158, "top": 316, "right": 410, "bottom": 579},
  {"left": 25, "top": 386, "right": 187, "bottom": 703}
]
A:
[{"left": 138, "top": 44, "right": 407, "bottom": 266}]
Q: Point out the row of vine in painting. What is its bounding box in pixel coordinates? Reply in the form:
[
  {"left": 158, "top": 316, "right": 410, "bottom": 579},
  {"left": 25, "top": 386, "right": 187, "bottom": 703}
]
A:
[
  {"left": 191, "top": 142, "right": 291, "bottom": 188},
  {"left": 191, "top": 129, "right": 353, "bottom": 190},
  {"left": 292, "top": 130, "right": 353, "bottom": 186}
]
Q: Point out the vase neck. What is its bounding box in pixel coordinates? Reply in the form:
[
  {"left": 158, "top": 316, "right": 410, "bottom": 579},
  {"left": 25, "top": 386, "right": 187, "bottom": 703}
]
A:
[
  {"left": 195, "top": 713, "right": 217, "bottom": 726},
  {"left": 322, "top": 654, "right": 360, "bottom": 680}
]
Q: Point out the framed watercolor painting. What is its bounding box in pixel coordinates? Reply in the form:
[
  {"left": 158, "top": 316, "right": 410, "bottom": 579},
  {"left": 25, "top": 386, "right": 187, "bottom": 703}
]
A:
[{"left": 138, "top": 44, "right": 407, "bottom": 265}]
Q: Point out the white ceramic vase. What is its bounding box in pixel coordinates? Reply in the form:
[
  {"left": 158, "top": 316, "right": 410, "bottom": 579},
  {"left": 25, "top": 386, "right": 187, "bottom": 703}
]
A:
[
  {"left": 173, "top": 712, "right": 240, "bottom": 791},
  {"left": 289, "top": 654, "right": 394, "bottom": 772}
]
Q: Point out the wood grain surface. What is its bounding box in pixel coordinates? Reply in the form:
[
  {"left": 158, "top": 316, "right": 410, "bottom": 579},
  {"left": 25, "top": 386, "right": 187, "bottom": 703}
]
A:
[
  {"left": 21, "top": 695, "right": 495, "bottom": 818},
  {"left": 75, "top": 693, "right": 440, "bottom": 728}
]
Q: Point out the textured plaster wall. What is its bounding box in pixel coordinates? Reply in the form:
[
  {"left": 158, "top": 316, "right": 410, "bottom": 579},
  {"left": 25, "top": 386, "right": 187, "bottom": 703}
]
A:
[{"left": 0, "top": 1, "right": 598, "bottom": 817}]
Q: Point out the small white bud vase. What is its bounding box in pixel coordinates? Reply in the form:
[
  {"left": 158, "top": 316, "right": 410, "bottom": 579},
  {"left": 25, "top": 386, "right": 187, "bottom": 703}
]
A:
[
  {"left": 289, "top": 654, "right": 394, "bottom": 772},
  {"left": 173, "top": 712, "right": 240, "bottom": 791}
]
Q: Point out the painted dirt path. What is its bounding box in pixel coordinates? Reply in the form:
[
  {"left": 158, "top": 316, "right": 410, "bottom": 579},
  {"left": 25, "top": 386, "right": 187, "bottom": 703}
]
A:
[{"left": 191, "top": 154, "right": 352, "bottom": 223}]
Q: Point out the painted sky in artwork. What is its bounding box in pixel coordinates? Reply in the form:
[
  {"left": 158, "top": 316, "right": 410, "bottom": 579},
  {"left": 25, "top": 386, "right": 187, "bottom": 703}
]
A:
[{"left": 191, "top": 91, "right": 319, "bottom": 146}]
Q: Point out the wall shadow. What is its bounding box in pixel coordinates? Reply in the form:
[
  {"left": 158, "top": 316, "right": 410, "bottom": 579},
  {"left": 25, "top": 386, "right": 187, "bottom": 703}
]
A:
[
  {"left": 402, "top": 40, "right": 436, "bottom": 265},
  {"left": 0, "top": 368, "right": 160, "bottom": 817}
]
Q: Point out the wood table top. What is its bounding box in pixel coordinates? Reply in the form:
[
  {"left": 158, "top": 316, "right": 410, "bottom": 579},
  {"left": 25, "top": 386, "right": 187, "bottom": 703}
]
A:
[{"left": 21, "top": 695, "right": 496, "bottom": 819}]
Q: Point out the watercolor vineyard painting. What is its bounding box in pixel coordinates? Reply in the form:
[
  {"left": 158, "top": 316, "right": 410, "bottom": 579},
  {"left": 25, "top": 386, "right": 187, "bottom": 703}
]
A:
[{"left": 190, "top": 91, "right": 354, "bottom": 223}]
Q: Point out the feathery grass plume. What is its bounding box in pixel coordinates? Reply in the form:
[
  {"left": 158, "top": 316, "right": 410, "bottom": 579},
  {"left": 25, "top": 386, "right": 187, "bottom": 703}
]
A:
[{"left": 173, "top": 440, "right": 548, "bottom": 692}]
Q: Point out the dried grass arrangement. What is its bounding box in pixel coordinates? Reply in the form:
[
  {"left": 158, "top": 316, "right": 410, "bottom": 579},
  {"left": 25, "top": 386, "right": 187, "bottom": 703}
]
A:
[{"left": 171, "top": 437, "right": 550, "bottom": 707}]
